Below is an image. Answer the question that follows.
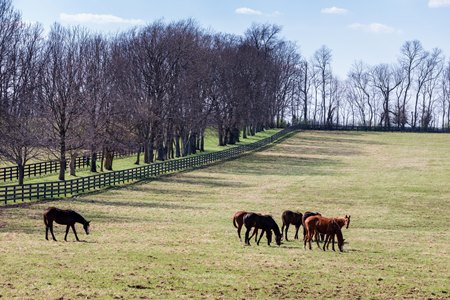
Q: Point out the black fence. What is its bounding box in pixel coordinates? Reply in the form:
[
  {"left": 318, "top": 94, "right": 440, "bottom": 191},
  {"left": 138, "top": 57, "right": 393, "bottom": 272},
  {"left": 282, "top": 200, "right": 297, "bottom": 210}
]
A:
[
  {"left": 0, "top": 150, "right": 136, "bottom": 182},
  {"left": 296, "top": 124, "right": 450, "bottom": 133},
  {"left": 0, "top": 127, "right": 295, "bottom": 205}
]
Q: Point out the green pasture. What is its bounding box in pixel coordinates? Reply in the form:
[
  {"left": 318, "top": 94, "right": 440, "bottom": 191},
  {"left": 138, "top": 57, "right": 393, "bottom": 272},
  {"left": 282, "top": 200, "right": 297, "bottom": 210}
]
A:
[
  {"left": 1, "top": 131, "right": 449, "bottom": 299},
  {"left": 0, "top": 128, "right": 280, "bottom": 186}
]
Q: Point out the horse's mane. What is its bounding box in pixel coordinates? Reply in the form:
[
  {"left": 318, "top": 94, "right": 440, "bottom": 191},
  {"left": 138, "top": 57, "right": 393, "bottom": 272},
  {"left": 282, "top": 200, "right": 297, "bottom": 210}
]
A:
[{"left": 71, "top": 210, "right": 88, "bottom": 224}]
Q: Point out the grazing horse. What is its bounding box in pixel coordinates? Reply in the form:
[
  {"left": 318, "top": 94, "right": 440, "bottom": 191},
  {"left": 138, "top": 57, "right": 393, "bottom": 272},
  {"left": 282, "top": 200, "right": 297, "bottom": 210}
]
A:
[
  {"left": 302, "top": 211, "right": 322, "bottom": 240},
  {"left": 281, "top": 210, "right": 303, "bottom": 241},
  {"left": 232, "top": 211, "right": 258, "bottom": 242},
  {"left": 324, "top": 215, "right": 351, "bottom": 250},
  {"left": 304, "top": 215, "right": 344, "bottom": 252},
  {"left": 243, "top": 213, "right": 282, "bottom": 246},
  {"left": 44, "top": 207, "right": 90, "bottom": 241}
]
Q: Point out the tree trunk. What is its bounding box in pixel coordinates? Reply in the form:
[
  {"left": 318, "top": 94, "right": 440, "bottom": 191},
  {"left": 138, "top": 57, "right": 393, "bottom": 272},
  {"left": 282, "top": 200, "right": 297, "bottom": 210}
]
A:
[
  {"left": 69, "top": 152, "right": 77, "bottom": 176},
  {"left": 200, "top": 132, "right": 204, "bottom": 152},
  {"left": 190, "top": 133, "right": 197, "bottom": 155},
  {"left": 218, "top": 124, "right": 225, "bottom": 146},
  {"left": 58, "top": 136, "right": 66, "bottom": 181},
  {"left": 148, "top": 133, "right": 155, "bottom": 163},
  {"left": 104, "top": 149, "right": 114, "bottom": 171},
  {"left": 175, "top": 134, "right": 181, "bottom": 158},
  {"left": 182, "top": 133, "right": 190, "bottom": 157},
  {"left": 18, "top": 164, "right": 25, "bottom": 186},
  {"left": 135, "top": 148, "right": 140, "bottom": 165},
  {"left": 90, "top": 151, "right": 97, "bottom": 172},
  {"left": 157, "top": 142, "right": 165, "bottom": 161}
]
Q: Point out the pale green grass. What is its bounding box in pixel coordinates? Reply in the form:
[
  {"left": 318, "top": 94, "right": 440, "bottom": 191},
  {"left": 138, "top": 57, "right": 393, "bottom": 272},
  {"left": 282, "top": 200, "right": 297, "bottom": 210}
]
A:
[
  {"left": 0, "top": 128, "right": 281, "bottom": 186},
  {"left": 0, "top": 131, "right": 449, "bottom": 299}
]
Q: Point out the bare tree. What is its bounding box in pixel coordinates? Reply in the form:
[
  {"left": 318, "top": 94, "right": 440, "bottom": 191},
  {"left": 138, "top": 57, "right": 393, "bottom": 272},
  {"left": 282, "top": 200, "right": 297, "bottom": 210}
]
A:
[
  {"left": 397, "top": 40, "right": 426, "bottom": 128},
  {"left": 412, "top": 48, "right": 444, "bottom": 128},
  {"left": 0, "top": 1, "right": 43, "bottom": 185},
  {"left": 313, "top": 45, "right": 333, "bottom": 125},
  {"left": 348, "top": 61, "right": 375, "bottom": 126},
  {"left": 370, "top": 64, "right": 403, "bottom": 128},
  {"left": 39, "top": 24, "right": 87, "bottom": 180}
]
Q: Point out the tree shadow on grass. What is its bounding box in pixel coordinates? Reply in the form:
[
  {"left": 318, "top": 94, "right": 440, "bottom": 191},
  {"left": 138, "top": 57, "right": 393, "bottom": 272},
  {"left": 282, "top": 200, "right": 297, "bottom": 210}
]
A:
[
  {"left": 296, "top": 134, "right": 386, "bottom": 146},
  {"left": 157, "top": 175, "right": 252, "bottom": 188},
  {"left": 215, "top": 155, "right": 343, "bottom": 177},
  {"left": 70, "top": 197, "right": 206, "bottom": 211}
]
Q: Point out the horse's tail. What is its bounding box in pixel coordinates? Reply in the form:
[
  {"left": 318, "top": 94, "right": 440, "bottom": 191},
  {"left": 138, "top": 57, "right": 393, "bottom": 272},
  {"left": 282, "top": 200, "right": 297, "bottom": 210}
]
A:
[{"left": 233, "top": 215, "right": 238, "bottom": 228}]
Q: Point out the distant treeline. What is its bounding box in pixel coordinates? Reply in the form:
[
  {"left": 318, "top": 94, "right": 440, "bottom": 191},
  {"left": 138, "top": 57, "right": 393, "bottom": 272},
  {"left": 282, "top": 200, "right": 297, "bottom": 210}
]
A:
[{"left": 1, "top": 0, "right": 450, "bottom": 185}]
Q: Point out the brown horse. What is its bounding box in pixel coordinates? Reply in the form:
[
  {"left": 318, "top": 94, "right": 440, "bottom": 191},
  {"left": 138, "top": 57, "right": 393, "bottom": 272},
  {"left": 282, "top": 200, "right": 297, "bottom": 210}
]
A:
[
  {"left": 44, "top": 207, "right": 90, "bottom": 241},
  {"left": 232, "top": 211, "right": 258, "bottom": 242},
  {"left": 243, "top": 213, "right": 282, "bottom": 246},
  {"left": 324, "top": 215, "right": 350, "bottom": 250},
  {"left": 281, "top": 210, "right": 303, "bottom": 241},
  {"left": 304, "top": 215, "right": 344, "bottom": 252},
  {"left": 302, "top": 211, "right": 322, "bottom": 240}
]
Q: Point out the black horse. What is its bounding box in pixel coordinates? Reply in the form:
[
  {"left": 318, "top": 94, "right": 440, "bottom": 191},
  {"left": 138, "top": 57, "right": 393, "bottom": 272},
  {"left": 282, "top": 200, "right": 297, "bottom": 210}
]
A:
[
  {"left": 44, "top": 207, "right": 90, "bottom": 241},
  {"left": 243, "top": 213, "right": 282, "bottom": 246},
  {"left": 281, "top": 210, "right": 303, "bottom": 241}
]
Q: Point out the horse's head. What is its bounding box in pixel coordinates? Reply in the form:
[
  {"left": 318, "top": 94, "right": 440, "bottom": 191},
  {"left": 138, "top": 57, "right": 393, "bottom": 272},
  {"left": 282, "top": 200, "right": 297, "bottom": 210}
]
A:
[
  {"left": 275, "top": 234, "right": 282, "bottom": 246},
  {"left": 345, "top": 215, "right": 351, "bottom": 229},
  {"left": 84, "top": 221, "right": 91, "bottom": 235}
]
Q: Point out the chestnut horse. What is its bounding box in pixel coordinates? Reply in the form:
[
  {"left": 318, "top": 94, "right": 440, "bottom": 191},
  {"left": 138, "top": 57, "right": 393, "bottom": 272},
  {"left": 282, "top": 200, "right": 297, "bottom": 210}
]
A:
[
  {"left": 302, "top": 211, "right": 322, "bottom": 240},
  {"left": 281, "top": 210, "right": 303, "bottom": 241},
  {"left": 324, "top": 215, "right": 350, "bottom": 250},
  {"left": 44, "top": 207, "right": 90, "bottom": 241},
  {"left": 304, "top": 215, "right": 344, "bottom": 252},
  {"left": 232, "top": 211, "right": 258, "bottom": 242},
  {"left": 243, "top": 213, "right": 282, "bottom": 246}
]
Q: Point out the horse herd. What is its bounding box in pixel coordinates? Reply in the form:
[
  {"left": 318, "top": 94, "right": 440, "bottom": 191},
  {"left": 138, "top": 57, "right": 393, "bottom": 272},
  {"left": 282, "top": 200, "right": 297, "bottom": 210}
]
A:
[
  {"left": 233, "top": 210, "right": 351, "bottom": 252},
  {"left": 41, "top": 207, "right": 350, "bottom": 252}
]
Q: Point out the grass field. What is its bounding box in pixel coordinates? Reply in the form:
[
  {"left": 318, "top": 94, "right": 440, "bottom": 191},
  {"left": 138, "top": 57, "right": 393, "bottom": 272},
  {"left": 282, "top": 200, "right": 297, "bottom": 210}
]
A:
[
  {"left": 1, "top": 130, "right": 449, "bottom": 299},
  {"left": 0, "top": 128, "right": 281, "bottom": 186}
]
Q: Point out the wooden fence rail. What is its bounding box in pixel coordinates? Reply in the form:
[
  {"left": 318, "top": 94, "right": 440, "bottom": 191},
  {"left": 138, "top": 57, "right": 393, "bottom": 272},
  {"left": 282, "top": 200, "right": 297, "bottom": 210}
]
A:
[
  {"left": 0, "top": 150, "right": 136, "bottom": 182},
  {"left": 1, "top": 127, "right": 294, "bottom": 205}
]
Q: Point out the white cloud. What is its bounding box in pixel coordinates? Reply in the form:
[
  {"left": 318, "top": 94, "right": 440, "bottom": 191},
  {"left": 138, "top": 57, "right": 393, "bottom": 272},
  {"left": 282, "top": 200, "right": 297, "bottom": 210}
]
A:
[
  {"left": 235, "top": 7, "right": 263, "bottom": 15},
  {"left": 349, "top": 22, "right": 397, "bottom": 34},
  {"left": 60, "top": 13, "right": 145, "bottom": 25},
  {"left": 428, "top": 0, "right": 450, "bottom": 7},
  {"left": 321, "top": 6, "right": 349, "bottom": 15}
]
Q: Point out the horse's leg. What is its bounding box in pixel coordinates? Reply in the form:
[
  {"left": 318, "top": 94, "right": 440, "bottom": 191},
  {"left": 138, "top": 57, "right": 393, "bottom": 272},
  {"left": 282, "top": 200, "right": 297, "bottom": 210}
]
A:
[
  {"left": 253, "top": 228, "right": 258, "bottom": 242},
  {"left": 237, "top": 224, "right": 242, "bottom": 242},
  {"left": 64, "top": 225, "right": 70, "bottom": 241},
  {"left": 244, "top": 227, "right": 251, "bottom": 245},
  {"left": 323, "top": 234, "right": 330, "bottom": 251},
  {"left": 294, "top": 225, "right": 300, "bottom": 240},
  {"left": 72, "top": 224, "right": 80, "bottom": 241},
  {"left": 257, "top": 230, "right": 265, "bottom": 246},
  {"left": 44, "top": 216, "right": 49, "bottom": 240},
  {"left": 285, "top": 224, "right": 290, "bottom": 241},
  {"left": 331, "top": 233, "right": 336, "bottom": 251},
  {"left": 303, "top": 230, "right": 307, "bottom": 250},
  {"left": 307, "top": 231, "right": 313, "bottom": 250},
  {"left": 49, "top": 222, "right": 57, "bottom": 241},
  {"left": 303, "top": 226, "right": 307, "bottom": 241},
  {"left": 315, "top": 232, "right": 321, "bottom": 249}
]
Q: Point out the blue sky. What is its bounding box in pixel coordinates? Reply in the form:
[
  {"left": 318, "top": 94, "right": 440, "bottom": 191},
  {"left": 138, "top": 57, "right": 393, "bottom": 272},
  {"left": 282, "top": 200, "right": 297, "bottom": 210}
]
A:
[{"left": 12, "top": 0, "right": 450, "bottom": 78}]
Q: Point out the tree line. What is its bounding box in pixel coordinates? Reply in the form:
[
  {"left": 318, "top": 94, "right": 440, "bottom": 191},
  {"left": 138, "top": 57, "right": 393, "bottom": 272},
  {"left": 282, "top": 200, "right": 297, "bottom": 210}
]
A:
[{"left": 1, "top": 0, "right": 450, "bottom": 185}]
